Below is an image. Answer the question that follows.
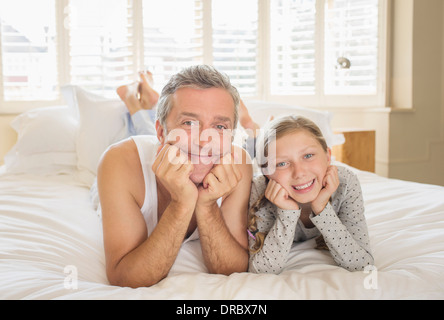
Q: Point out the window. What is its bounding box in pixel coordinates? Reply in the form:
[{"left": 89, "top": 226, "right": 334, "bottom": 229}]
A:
[
  {"left": 212, "top": 0, "right": 259, "bottom": 96},
  {"left": 0, "top": 0, "right": 58, "bottom": 101},
  {"left": 269, "top": 0, "right": 384, "bottom": 106},
  {"left": 324, "top": 0, "right": 380, "bottom": 96},
  {"left": 143, "top": 0, "right": 204, "bottom": 92},
  {"left": 67, "top": 0, "right": 135, "bottom": 96},
  {"left": 0, "top": 0, "right": 387, "bottom": 113},
  {"left": 142, "top": 0, "right": 259, "bottom": 96},
  {"left": 270, "top": 0, "right": 317, "bottom": 95}
]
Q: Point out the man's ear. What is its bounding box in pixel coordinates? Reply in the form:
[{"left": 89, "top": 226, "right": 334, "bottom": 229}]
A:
[{"left": 156, "top": 120, "right": 166, "bottom": 145}]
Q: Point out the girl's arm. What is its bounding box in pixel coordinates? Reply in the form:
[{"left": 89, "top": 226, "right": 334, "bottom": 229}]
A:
[
  {"left": 310, "top": 168, "right": 374, "bottom": 271},
  {"left": 248, "top": 177, "right": 301, "bottom": 274},
  {"left": 249, "top": 207, "right": 300, "bottom": 274}
]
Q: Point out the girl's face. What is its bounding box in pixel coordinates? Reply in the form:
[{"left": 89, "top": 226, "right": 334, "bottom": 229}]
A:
[{"left": 266, "top": 130, "right": 331, "bottom": 204}]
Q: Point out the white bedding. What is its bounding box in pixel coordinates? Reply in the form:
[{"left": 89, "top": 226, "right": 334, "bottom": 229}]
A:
[{"left": 1, "top": 164, "right": 443, "bottom": 300}]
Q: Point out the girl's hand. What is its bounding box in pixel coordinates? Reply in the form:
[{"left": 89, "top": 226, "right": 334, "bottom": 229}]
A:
[
  {"left": 265, "top": 179, "right": 300, "bottom": 211},
  {"left": 311, "top": 165, "right": 339, "bottom": 215}
]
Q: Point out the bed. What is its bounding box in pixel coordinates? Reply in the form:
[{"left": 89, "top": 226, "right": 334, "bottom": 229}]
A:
[{"left": 1, "top": 87, "right": 443, "bottom": 300}]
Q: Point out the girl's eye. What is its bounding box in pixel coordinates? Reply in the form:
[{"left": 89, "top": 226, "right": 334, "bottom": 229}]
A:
[
  {"left": 215, "top": 125, "right": 227, "bottom": 130},
  {"left": 304, "top": 153, "right": 314, "bottom": 159}
]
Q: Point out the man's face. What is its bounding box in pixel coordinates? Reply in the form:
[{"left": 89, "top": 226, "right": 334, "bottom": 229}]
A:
[{"left": 156, "top": 87, "right": 235, "bottom": 184}]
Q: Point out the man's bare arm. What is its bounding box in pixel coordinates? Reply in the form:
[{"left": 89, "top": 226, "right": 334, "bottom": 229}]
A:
[
  {"left": 195, "top": 147, "right": 252, "bottom": 275},
  {"left": 98, "top": 141, "right": 196, "bottom": 288}
]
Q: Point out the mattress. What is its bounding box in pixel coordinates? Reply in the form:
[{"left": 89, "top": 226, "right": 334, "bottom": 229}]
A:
[{"left": 1, "top": 164, "right": 443, "bottom": 300}]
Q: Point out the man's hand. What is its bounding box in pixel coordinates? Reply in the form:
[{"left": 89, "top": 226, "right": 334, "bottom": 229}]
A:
[
  {"left": 152, "top": 144, "right": 198, "bottom": 209},
  {"left": 311, "top": 165, "right": 339, "bottom": 215},
  {"left": 265, "top": 179, "right": 300, "bottom": 211},
  {"left": 197, "top": 151, "right": 242, "bottom": 209},
  {"left": 194, "top": 147, "right": 250, "bottom": 275}
]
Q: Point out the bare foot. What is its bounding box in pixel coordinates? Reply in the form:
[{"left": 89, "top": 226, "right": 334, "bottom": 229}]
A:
[
  {"left": 138, "top": 71, "right": 159, "bottom": 110},
  {"left": 117, "top": 83, "right": 143, "bottom": 116},
  {"left": 239, "top": 100, "right": 260, "bottom": 137}
]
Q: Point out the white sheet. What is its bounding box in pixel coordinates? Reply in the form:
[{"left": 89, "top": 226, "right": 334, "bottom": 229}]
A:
[{"left": 1, "top": 165, "right": 444, "bottom": 300}]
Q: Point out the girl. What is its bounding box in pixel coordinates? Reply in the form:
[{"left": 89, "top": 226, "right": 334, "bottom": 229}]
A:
[{"left": 248, "top": 115, "right": 373, "bottom": 273}]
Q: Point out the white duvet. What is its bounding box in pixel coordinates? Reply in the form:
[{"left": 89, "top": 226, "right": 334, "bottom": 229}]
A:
[{"left": 1, "top": 165, "right": 444, "bottom": 300}]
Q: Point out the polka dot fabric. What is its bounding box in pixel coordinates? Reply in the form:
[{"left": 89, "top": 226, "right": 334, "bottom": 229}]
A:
[{"left": 249, "top": 166, "right": 374, "bottom": 274}]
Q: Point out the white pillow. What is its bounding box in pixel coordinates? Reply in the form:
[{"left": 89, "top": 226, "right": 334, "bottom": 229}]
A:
[
  {"left": 245, "top": 101, "right": 345, "bottom": 147},
  {"left": 62, "top": 85, "right": 128, "bottom": 186},
  {"left": 4, "top": 105, "right": 78, "bottom": 175}
]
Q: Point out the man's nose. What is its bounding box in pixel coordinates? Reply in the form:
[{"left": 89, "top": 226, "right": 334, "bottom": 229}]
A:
[{"left": 192, "top": 127, "right": 219, "bottom": 148}]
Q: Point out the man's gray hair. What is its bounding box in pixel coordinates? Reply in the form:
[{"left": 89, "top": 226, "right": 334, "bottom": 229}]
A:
[{"left": 156, "top": 65, "right": 240, "bottom": 129}]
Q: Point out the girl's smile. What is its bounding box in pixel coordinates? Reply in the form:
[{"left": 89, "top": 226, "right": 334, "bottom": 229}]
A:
[
  {"left": 292, "top": 179, "right": 315, "bottom": 192},
  {"left": 266, "top": 130, "right": 331, "bottom": 204}
]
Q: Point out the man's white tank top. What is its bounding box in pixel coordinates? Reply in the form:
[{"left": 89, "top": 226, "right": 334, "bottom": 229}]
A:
[{"left": 131, "top": 135, "right": 200, "bottom": 242}]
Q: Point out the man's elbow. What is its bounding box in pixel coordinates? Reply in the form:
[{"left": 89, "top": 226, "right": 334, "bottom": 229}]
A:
[
  {"left": 106, "top": 268, "right": 164, "bottom": 289},
  {"left": 107, "top": 270, "right": 139, "bottom": 289},
  {"left": 207, "top": 253, "right": 249, "bottom": 275},
  {"left": 107, "top": 274, "right": 132, "bottom": 288}
]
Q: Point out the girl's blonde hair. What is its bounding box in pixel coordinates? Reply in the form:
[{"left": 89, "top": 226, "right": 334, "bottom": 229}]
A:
[{"left": 248, "top": 115, "right": 328, "bottom": 253}]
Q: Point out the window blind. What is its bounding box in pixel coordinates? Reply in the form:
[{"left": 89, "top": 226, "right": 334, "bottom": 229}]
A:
[
  {"left": 324, "top": 0, "right": 379, "bottom": 95},
  {"left": 142, "top": 0, "right": 259, "bottom": 97},
  {"left": 0, "top": 0, "right": 58, "bottom": 101},
  {"left": 270, "top": 0, "right": 317, "bottom": 95},
  {"left": 212, "top": 0, "right": 259, "bottom": 96},
  {"left": 0, "top": 0, "right": 384, "bottom": 110},
  {"left": 142, "top": 0, "right": 204, "bottom": 92},
  {"left": 67, "top": 0, "right": 135, "bottom": 98},
  {"left": 270, "top": 0, "right": 380, "bottom": 97}
]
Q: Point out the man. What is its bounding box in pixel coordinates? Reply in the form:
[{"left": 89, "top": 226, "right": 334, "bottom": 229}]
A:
[{"left": 97, "top": 65, "right": 252, "bottom": 288}]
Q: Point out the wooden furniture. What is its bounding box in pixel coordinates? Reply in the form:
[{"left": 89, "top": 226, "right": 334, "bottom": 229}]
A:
[{"left": 332, "top": 129, "right": 376, "bottom": 173}]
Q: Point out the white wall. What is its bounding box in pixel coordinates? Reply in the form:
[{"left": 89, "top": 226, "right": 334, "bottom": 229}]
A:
[{"left": 387, "top": 0, "right": 444, "bottom": 186}]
